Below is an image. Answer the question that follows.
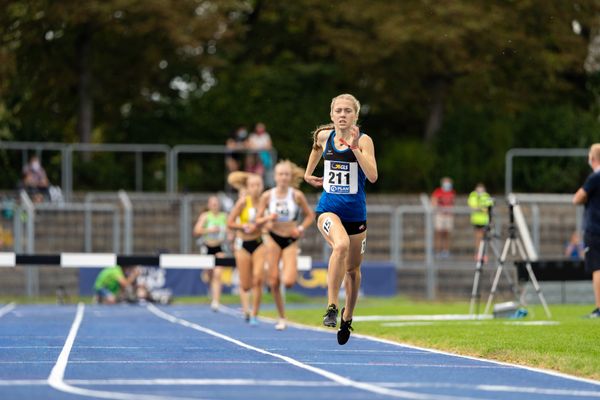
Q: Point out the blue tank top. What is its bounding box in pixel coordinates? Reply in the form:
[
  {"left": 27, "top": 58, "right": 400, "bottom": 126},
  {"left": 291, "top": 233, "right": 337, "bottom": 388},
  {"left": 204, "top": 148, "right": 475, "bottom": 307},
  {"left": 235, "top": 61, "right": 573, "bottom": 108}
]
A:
[{"left": 315, "top": 131, "right": 367, "bottom": 222}]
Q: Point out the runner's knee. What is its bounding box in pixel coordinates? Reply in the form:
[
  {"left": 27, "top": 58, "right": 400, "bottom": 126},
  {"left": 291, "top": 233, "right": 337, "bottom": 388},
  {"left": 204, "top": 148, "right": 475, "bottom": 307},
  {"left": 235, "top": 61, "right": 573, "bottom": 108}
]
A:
[
  {"left": 332, "top": 238, "right": 350, "bottom": 254},
  {"left": 283, "top": 278, "right": 295, "bottom": 289},
  {"left": 268, "top": 277, "right": 280, "bottom": 288}
]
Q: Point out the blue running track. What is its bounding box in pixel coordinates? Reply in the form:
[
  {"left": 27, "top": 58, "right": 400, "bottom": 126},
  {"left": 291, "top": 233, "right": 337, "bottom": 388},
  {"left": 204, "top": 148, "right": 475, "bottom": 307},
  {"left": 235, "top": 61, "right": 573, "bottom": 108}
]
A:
[{"left": 0, "top": 303, "right": 598, "bottom": 400}]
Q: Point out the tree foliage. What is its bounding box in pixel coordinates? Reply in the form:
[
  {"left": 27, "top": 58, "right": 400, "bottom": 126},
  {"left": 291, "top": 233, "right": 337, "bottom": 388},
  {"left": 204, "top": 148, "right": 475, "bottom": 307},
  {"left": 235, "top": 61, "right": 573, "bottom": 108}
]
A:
[{"left": 1, "top": 0, "right": 600, "bottom": 193}]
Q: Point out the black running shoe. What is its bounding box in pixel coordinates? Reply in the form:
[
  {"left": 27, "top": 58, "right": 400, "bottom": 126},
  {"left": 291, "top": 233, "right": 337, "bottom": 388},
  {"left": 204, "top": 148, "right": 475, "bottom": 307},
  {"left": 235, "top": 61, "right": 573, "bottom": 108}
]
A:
[
  {"left": 337, "top": 307, "right": 353, "bottom": 345},
  {"left": 323, "top": 304, "right": 338, "bottom": 327},
  {"left": 244, "top": 312, "right": 251, "bottom": 323}
]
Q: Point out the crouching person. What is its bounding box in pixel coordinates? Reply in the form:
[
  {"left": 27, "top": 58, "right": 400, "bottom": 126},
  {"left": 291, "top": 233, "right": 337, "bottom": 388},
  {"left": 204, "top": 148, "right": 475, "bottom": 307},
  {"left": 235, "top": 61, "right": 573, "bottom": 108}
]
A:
[{"left": 93, "top": 264, "right": 141, "bottom": 304}]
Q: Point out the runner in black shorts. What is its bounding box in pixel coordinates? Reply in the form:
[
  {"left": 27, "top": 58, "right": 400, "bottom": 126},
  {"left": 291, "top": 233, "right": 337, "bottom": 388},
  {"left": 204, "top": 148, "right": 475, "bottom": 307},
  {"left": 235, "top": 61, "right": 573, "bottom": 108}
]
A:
[
  {"left": 256, "top": 160, "right": 314, "bottom": 330},
  {"left": 227, "top": 172, "right": 267, "bottom": 325},
  {"left": 304, "top": 94, "right": 378, "bottom": 344}
]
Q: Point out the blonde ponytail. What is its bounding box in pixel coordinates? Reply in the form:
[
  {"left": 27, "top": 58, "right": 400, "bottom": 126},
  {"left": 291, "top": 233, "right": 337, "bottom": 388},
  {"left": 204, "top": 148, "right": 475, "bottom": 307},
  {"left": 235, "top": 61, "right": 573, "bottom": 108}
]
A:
[
  {"left": 227, "top": 171, "right": 251, "bottom": 191},
  {"left": 311, "top": 123, "right": 334, "bottom": 150}
]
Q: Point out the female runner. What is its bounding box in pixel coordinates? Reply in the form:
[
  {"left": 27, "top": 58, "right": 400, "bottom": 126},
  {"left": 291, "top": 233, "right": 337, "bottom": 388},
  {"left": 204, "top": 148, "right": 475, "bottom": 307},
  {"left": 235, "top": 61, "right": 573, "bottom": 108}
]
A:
[
  {"left": 304, "top": 93, "right": 378, "bottom": 345},
  {"left": 227, "top": 172, "right": 266, "bottom": 325},
  {"left": 256, "top": 160, "right": 314, "bottom": 330},
  {"left": 193, "top": 195, "right": 228, "bottom": 311}
]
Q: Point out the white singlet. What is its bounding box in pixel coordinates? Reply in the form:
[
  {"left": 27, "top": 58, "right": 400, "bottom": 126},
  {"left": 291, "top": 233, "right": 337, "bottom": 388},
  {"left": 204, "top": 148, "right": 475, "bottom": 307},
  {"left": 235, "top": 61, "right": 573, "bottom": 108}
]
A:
[{"left": 268, "top": 187, "right": 299, "bottom": 222}]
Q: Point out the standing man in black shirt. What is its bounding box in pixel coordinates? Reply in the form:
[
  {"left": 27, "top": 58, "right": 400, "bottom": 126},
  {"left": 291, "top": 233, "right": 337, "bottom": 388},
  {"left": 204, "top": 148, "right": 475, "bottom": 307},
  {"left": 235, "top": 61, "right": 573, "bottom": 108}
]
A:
[{"left": 573, "top": 143, "right": 600, "bottom": 318}]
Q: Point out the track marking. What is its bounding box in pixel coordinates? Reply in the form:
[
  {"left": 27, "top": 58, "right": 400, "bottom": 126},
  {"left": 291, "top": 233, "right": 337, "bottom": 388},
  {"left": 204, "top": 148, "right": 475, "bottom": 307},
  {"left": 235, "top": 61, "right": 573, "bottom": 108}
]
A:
[
  {"left": 503, "top": 321, "right": 560, "bottom": 326},
  {"left": 353, "top": 314, "right": 492, "bottom": 322},
  {"left": 147, "top": 303, "right": 477, "bottom": 400},
  {"left": 272, "top": 316, "right": 600, "bottom": 388},
  {"left": 381, "top": 321, "right": 561, "bottom": 327},
  {"left": 381, "top": 322, "right": 436, "bottom": 327},
  {"left": 0, "top": 380, "right": 49, "bottom": 385},
  {"left": 0, "top": 302, "right": 15, "bottom": 318},
  {"left": 380, "top": 383, "right": 600, "bottom": 398},
  {"left": 2, "top": 379, "right": 600, "bottom": 398},
  {"left": 47, "top": 303, "right": 199, "bottom": 400},
  {"left": 70, "top": 379, "right": 339, "bottom": 387},
  {"left": 0, "top": 359, "right": 513, "bottom": 369},
  {"left": 0, "top": 346, "right": 152, "bottom": 349}
]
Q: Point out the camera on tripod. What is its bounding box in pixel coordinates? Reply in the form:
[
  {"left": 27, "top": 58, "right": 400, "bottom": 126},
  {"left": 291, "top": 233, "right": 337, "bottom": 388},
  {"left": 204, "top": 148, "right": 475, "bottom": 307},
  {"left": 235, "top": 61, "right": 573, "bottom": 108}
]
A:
[{"left": 469, "top": 194, "right": 551, "bottom": 318}]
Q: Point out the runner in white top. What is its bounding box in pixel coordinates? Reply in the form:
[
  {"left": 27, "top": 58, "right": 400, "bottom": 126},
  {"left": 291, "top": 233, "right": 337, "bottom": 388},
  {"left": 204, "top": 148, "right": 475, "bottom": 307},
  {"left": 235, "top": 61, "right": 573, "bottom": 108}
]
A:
[{"left": 256, "top": 160, "right": 314, "bottom": 330}]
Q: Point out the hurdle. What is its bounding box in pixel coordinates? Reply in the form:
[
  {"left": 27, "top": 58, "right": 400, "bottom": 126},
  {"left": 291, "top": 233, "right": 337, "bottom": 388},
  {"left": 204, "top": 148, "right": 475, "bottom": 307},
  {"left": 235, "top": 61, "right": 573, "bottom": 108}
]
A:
[{"left": 0, "top": 252, "right": 312, "bottom": 271}]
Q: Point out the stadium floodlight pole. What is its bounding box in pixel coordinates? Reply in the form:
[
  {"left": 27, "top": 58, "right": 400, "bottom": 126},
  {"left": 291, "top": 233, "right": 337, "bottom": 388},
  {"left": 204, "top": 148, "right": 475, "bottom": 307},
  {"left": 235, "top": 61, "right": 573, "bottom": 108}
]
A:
[{"left": 483, "top": 195, "right": 551, "bottom": 318}]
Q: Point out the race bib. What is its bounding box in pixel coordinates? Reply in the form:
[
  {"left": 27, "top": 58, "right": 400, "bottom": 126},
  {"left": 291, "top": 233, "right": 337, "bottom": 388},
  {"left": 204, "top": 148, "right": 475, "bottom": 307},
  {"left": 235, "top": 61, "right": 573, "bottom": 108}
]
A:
[
  {"left": 323, "top": 160, "right": 358, "bottom": 194},
  {"left": 275, "top": 200, "right": 290, "bottom": 220}
]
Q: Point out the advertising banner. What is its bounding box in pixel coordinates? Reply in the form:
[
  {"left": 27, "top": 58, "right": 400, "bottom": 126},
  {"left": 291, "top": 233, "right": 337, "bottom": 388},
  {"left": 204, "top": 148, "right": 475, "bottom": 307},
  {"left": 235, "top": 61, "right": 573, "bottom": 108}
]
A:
[{"left": 79, "top": 262, "right": 396, "bottom": 298}]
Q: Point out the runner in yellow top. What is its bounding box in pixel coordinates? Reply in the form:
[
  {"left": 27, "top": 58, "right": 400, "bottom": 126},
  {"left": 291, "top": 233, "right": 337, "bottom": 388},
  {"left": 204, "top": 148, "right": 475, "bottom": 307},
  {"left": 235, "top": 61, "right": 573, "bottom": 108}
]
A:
[{"left": 227, "top": 172, "right": 267, "bottom": 325}]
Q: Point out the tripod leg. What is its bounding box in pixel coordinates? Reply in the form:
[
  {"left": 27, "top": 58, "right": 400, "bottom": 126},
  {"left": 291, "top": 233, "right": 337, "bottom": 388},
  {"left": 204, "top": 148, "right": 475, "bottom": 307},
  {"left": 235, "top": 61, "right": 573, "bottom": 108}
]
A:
[
  {"left": 515, "top": 240, "right": 552, "bottom": 318},
  {"left": 469, "top": 238, "right": 488, "bottom": 315},
  {"left": 500, "top": 260, "right": 520, "bottom": 301},
  {"left": 484, "top": 238, "right": 512, "bottom": 315}
]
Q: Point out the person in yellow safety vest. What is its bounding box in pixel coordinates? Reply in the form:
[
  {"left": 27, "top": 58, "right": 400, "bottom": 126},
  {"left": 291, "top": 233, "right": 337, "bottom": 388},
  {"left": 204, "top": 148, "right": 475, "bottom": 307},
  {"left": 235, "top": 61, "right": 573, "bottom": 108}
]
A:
[{"left": 468, "top": 183, "right": 493, "bottom": 259}]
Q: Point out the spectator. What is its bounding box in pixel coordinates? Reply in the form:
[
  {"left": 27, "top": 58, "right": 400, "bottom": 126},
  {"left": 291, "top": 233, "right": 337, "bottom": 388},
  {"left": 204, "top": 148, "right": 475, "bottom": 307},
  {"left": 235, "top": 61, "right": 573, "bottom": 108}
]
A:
[
  {"left": 431, "top": 177, "right": 455, "bottom": 258},
  {"left": 225, "top": 125, "right": 249, "bottom": 173},
  {"left": 468, "top": 183, "right": 493, "bottom": 258},
  {"left": 244, "top": 153, "right": 265, "bottom": 177},
  {"left": 248, "top": 122, "right": 274, "bottom": 185},
  {"left": 564, "top": 231, "right": 584, "bottom": 260},
  {"left": 22, "top": 155, "right": 49, "bottom": 203},
  {"left": 93, "top": 264, "right": 142, "bottom": 304},
  {"left": 573, "top": 143, "right": 600, "bottom": 318}
]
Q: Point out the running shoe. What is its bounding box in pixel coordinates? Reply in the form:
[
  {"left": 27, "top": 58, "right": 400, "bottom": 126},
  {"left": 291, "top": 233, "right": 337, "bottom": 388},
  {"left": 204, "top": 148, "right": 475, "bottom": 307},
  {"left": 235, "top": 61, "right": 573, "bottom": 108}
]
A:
[
  {"left": 585, "top": 308, "right": 600, "bottom": 318},
  {"left": 244, "top": 312, "right": 251, "bottom": 322},
  {"left": 275, "top": 318, "right": 286, "bottom": 331},
  {"left": 337, "top": 307, "right": 353, "bottom": 345},
  {"left": 323, "top": 304, "right": 338, "bottom": 327},
  {"left": 210, "top": 300, "right": 219, "bottom": 312},
  {"left": 249, "top": 316, "right": 259, "bottom": 326}
]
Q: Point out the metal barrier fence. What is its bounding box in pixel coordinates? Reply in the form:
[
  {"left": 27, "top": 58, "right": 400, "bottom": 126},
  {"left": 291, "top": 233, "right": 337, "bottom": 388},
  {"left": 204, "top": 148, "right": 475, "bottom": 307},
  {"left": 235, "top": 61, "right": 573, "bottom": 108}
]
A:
[
  {"left": 0, "top": 141, "right": 277, "bottom": 200},
  {"left": 0, "top": 190, "right": 584, "bottom": 299},
  {"left": 505, "top": 148, "right": 588, "bottom": 194},
  {"left": 3, "top": 141, "right": 587, "bottom": 198}
]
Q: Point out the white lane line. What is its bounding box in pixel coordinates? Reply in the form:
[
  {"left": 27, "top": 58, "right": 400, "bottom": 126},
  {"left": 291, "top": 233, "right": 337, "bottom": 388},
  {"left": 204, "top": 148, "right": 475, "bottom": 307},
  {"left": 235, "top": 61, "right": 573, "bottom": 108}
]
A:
[
  {"left": 147, "top": 303, "right": 477, "bottom": 400},
  {"left": 69, "top": 379, "right": 339, "bottom": 387},
  {"left": 275, "top": 318, "right": 600, "bottom": 389},
  {"left": 381, "top": 322, "right": 436, "bottom": 327},
  {"left": 353, "top": 314, "right": 492, "bottom": 322},
  {"left": 0, "top": 359, "right": 512, "bottom": 369},
  {"left": 3, "top": 378, "right": 600, "bottom": 398},
  {"left": 475, "top": 384, "right": 600, "bottom": 398},
  {"left": 47, "top": 303, "right": 199, "bottom": 400},
  {"left": 0, "top": 380, "right": 48, "bottom": 385},
  {"left": 0, "top": 302, "right": 16, "bottom": 318},
  {"left": 380, "top": 383, "right": 600, "bottom": 398},
  {"left": 0, "top": 346, "right": 153, "bottom": 349},
  {"left": 262, "top": 349, "right": 426, "bottom": 354},
  {"left": 503, "top": 321, "right": 561, "bottom": 326}
]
